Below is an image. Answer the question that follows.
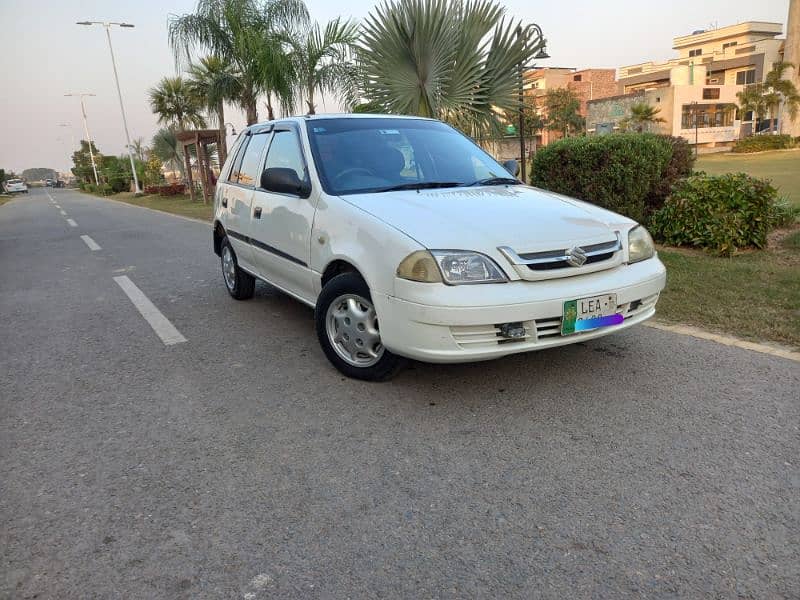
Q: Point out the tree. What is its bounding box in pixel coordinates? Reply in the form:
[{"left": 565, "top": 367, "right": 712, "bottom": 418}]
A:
[
  {"left": 21, "top": 168, "right": 57, "bottom": 182},
  {"left": 544, "top": 88, "right": 584, "bottom": 137},
  {"left": 736, "top": 84, "right": 769, "bottom": 133},
  {"left": 151, "top": 128, "right": 185, "bottom": 178},
  {"left": 101, "top": 155, "right": 132, "bottom": 193},
  {"left": 169, "top": 0, "right": 309, "bottom": 124},
  {"left": 149, "top": 76, "right": 207, "bottom": 132},
  {"left": 357, "top": 0, "right": 544, "bottom": 137},
  {"left": 619, "top": 102, "right": 666, "bottom": 133},
  {"left": 71, "top": 140, "right": 102, "bottom": 184},
  {"left": 130, "top": 138, "right": 147, "bottom": 163},
  {"left": 287, "top": 17, "right": 358, "bottom": 114},
  {"left": 186, "top": 55, "right": 241, "bottom": 162},
  {"left": 764, "top": 61, "right": 800, "bottom": 133}
]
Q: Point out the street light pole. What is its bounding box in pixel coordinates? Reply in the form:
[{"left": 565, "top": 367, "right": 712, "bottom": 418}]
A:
[
  {"left": 77, "top": 21, "right": 141, "bottom": 194},
  {"left": 516, "top": 23, "right": 549, "bottom": 183},
  {"left": 65, "top": 93, "right": 99, "bottom": 185}
]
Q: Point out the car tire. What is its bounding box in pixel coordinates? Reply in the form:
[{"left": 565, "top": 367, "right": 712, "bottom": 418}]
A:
[
  {"left": 315, "top": 272, "right": 405, "bottom": 381},
  {"left": 220, "top": 236, "right": 255, "bottom": 300}
]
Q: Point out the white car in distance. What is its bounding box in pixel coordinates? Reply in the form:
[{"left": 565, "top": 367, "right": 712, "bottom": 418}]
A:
[
  {"left": 4, "top": 179, "right": 28, "bottom": 194},
  {"left": 213, "top": 114, "right": 666, "bottom": 380}
]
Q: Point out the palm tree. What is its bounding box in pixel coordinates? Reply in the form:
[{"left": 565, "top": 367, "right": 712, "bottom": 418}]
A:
[
  {"left": 287, "top": 17, "right": 359, "bottom": 114},
  {"left": 621, "top": 102, "right": 666, "bottom": 133},
  {"left": 763, "top": 62, "right": 800, "bottom": 134},
  {"left": 149, "top": 76, "right": 207, "bottom": 132},
  {"left": 169, "top": 0, "right": 309, "bottom": 125},
  {"left": 187, "top": 55, "right": 241, "bottom": 162},
  {"left": 737, "top": 84, "right": 770, "bottom": 134},
  {"left": 130, "top": 137, "right": 147, "bottom": 163},
  {"left": 151, "top": 128, "right": 185, "bottom": 178},
  {"left": 358, "top": 0, "right": 543, "bottom": 137}
]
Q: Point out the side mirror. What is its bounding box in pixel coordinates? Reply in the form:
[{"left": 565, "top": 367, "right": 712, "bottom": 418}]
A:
[
  {"left": 260, "top": 167, "right": 311, "bottom": 197},
  {"left": 502, "top": 159, "right": 519, "bottom": 177}
]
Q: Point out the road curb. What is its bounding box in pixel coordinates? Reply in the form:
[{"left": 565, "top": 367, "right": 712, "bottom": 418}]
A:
[
  {"left": 645, "top": 321, "right": 800, "bottom": 363},
  {"left": 85, "top": 191, "right": 211, "bottom": 226}
]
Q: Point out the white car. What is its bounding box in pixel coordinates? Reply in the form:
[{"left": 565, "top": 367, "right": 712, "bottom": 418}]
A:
[
  {"left": 4, "top": 179, "right": 28, "bottom": 194},
  {"left": 213, "top": 115, "right": 666, "bottom": 380}
]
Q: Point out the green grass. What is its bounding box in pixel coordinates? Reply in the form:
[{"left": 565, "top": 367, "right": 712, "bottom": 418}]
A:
[
  {"left": 103, "top": 191, "right": 214, "bottom": 222},
  {"left": 657, "top": 240, "right": 800, "bottom": 348},
  {"left": 696, "top": 149, "right": 800, "bottom": 207}
]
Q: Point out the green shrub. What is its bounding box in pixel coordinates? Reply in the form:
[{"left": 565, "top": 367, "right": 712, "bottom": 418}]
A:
[
  {"left": 770, "top": 198, "right": 800, "bottom": 228},
  {"left": 732, "top": 134, "right": 795, "bottom": 153},
  {"left": 650, "top": 172, "right": 780, "bottom": 255},
  {"left": 530, "top": 133, "right": 692, "bottom": 223}
]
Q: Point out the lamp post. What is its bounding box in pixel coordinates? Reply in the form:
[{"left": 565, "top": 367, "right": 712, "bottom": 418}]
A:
[
  {"left": 64, "top": 93, "right": 99, "bottom": 185},
  {"left": 77, "top": 21, "right": 141, "bottom": 194},
  {"left": 516, "top": 23, "right": 549, "bottom": 183},
  {"left": 690, "top": 101, "right": 699, "bottom": 157}
]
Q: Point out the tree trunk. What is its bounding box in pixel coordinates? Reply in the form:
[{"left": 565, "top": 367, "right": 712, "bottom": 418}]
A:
[
  {"left": 243, "top": 87, "right": 258, "bottom": 125},
  {"left": 306, "top": 85, "right": 316, "bottom": 115},
  {"left": 217, "top": 101, "right": 227, "bottom": 166},
  {"left": 265, "top": 95, "right": 275, "bottom": 121}
]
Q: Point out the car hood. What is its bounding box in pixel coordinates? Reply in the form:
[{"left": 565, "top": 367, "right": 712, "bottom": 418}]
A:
[{"left": 341, "top": 184, "right": 636, "bottom": 252}]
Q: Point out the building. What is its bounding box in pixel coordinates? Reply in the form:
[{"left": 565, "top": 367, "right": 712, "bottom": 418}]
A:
[
  {"left": 587, "top": 21, "right": 786, "bottom": 150},
  {"left": 524, "top": 67, "right": 617, "bottom": 147}
]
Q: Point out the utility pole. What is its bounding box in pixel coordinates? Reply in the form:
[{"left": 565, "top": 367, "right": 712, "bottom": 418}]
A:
[
  {"left": 65, "top": 93, "right": 99, "bottom": 185},
  {"left": 77, "top": 21, "right": 141, "bottom": 193}
]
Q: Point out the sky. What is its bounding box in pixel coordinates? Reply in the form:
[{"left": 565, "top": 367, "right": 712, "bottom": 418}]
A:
[{"left": 0, "top": 0, "right": 791, "bottom": 173}]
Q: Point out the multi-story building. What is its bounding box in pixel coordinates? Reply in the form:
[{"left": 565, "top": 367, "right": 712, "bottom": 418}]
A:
[
  {"left": 587, "top": 21, "right": 785, "bottom": 150},
  {"left": 524, "top": 67, "right": 617, "bottom": 146}
]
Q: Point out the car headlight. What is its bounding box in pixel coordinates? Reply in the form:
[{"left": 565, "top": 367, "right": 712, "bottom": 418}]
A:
[
  {"left": 627, "top": 226, "right": 655, "bottom": 263},
  {"left": 397, "top": 250, "right": 508, "bottom": 284}
]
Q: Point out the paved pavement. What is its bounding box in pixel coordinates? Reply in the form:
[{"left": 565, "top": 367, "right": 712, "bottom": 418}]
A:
[{"left": 1, "top": 188, "right": 798, "bottom": 599}]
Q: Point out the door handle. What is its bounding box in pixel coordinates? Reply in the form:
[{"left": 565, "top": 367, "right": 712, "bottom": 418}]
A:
[
  {"left": 254, "top": 206, "right": 262, "bottom": 219},
  {"left": 221, "top": 197, "right": 228, "bottom": 207}
]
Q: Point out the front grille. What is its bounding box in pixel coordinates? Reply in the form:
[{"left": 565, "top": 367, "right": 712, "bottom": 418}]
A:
[
  {"left": 498, "top": 235, "right": 622, "bottom": 280},
  {"left": 527, "top": 251, "right": 615, "bottom": 271}
]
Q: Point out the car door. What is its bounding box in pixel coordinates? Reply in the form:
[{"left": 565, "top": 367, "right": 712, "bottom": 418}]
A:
[
  {"left": 249, "top": 126, "right": 316, "bottom": 303},
  {"left": 220, "top": 130, "right": 271, "bottom": 273}
]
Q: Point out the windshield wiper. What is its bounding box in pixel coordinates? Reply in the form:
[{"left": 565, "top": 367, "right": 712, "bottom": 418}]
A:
[
  {"left": 465, "top": 177, "right": 520, "bottom": 187},
  {"left": 372, "top": 181, "right": 463, "bottom": 193}
]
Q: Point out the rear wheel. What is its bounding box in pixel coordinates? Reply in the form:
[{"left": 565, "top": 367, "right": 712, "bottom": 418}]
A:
[
  {"left": 220, "top": 236, "right": 255, "bottom": 300},
  {"left": 315, "top": 272, "right": 404, "bottom": 381}
]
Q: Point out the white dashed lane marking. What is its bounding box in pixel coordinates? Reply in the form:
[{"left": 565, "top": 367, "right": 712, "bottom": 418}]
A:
[
  {"left": 80, "top": 235, "right": 101, "bottom": 251},
  {"left": 66, "top": 218, "right": 78, "bottom": 227},
  {"left": 59, "top": 209, "right": 67, "bottom": 216},
  {"left": 113, "top": 276, "right": 187, "bottom": 346}
]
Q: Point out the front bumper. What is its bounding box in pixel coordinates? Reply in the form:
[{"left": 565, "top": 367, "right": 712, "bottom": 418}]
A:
[{"left": 372, "top": 257, "right": 666, "bottom": 363}]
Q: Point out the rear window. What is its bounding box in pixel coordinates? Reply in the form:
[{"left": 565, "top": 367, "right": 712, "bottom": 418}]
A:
[{"left": 8, "top": 179, "right": 22, "bottom": 184}]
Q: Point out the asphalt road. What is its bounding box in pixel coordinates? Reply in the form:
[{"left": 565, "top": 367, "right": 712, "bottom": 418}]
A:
[{"left": 1, "top": 188, "right": 798, "bottom": 599}]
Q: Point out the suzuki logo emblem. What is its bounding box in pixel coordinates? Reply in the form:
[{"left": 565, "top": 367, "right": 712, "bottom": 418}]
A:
[{"left": 565, "top": 246, "right": 587, "bottom": 267}]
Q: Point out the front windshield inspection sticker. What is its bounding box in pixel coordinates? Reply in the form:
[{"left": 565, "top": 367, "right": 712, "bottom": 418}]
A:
[{"left": 378, "top": 129, "right": 400, "bottom": 134}]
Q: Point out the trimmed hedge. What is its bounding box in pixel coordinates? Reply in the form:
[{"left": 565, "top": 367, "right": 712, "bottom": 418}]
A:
[
  {"left": 530, "top": 133, "right": 694, "bottom": 223},
  {"left": 144, "top": 183, "right": 186, "bottom": 196},
  {"left": 650, "top": 172, "right": 782, "bottom": 256},
  {"left": 732, "top": 134, "right": 795, "bottom": 153}
]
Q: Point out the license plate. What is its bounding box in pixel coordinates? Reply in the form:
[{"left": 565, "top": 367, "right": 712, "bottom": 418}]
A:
[{"left": 561, "top": 294, "right": 622, "bottom": 335}]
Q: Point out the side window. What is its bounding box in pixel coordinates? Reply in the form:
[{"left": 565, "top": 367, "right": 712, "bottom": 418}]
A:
[
  {"left": 227, "top": 136, "right": 249, "bottom": 183},
  {"left": 236, "top": 133, "right": 269, "bottom": 187},
  {"left": 262, "top": 130, "right": 308, "bottom": 184}
]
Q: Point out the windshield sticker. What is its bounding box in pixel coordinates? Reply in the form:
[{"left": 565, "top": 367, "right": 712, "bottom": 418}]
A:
[
  {"left": 312, "top": 127, "right": 327, "bottom": 133},
  {"left": 378, "top": 129, "right": 400, "bottom": 134}
]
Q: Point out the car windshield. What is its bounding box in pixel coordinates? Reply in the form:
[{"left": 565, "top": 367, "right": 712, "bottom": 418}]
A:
[
  {"left": 8, "top": 179, "right": 22, "bottom": 184},
  {"left": 305, "top": 117, "right": 518, "bottom": 195}
]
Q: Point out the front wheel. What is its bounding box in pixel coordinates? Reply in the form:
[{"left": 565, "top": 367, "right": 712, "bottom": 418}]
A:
[{"left": 315, "top": 272, "right": 405, "bottom": 381}]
